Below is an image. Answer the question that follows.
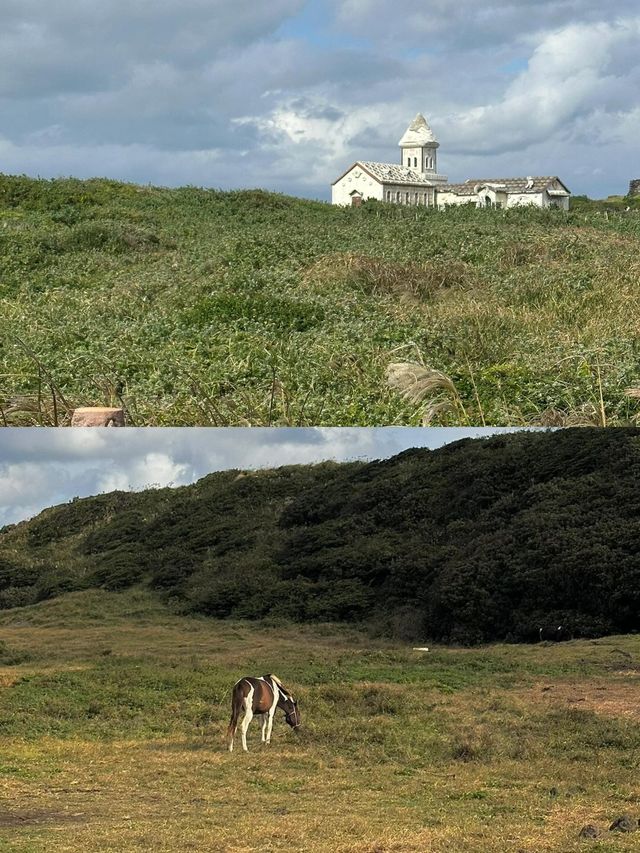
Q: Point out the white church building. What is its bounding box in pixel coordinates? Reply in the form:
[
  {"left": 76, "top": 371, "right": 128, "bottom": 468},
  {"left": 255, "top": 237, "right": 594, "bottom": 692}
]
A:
[{"left": 331, "top": 113, "right": 570, "bottom": 210}]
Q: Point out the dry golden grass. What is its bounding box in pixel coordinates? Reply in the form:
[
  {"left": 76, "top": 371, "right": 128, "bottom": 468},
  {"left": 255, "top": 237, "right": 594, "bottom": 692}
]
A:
[
  {"left": 0, "top": 591, "right": 638, "bottom": 852},
  {"left": 302, "top": 253, "right": 472, "bottom": 303}
]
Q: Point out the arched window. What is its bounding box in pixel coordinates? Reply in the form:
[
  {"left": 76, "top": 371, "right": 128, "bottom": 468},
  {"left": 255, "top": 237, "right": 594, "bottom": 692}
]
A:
[
  {"left": 396, "top": 191, "right": 401, "bottom": 202},
  {"left": 405, "top": 192, "right": 409, "bottom": 204},
  {"left": 414, "top": 157, "right": 417, "bottom": 167}
]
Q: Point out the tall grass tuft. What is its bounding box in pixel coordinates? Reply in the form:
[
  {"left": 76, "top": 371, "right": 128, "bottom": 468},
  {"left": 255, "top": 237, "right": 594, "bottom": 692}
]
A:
[{"left": 386, "top": 362, "right": 469, "bottom": 424}]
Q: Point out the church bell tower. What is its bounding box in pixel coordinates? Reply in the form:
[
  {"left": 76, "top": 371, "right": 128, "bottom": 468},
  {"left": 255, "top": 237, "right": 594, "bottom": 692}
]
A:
[{"left": 399, "top": 113, "right": 439, "bottom": 174}]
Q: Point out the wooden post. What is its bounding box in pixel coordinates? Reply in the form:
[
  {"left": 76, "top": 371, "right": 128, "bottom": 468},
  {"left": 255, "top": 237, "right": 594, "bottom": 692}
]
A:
[{"left": 71, "top": 407, "right": 125, "bottom": 427}]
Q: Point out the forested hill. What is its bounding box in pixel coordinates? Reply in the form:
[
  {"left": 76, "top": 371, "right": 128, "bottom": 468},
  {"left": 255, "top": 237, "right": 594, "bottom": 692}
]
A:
[{"left": 1, "top": 428, "right": 639, "bottom": 643}]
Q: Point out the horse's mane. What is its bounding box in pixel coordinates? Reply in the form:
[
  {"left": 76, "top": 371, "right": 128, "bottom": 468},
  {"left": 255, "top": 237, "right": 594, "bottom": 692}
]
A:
[{"left": 266, "top": 673, "right": 293, "bottom": 701}]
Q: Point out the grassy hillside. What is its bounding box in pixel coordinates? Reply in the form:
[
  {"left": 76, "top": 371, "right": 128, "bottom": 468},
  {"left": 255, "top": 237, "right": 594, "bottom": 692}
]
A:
[
  {"left": 0, "top": 589, "right": 638, "bottom": 852},
  {"left": 2, "top": 428, "right": 639, "bottom": 643},
  {"left": 1, "top": 174, "right": 640, "bottom": 425}
]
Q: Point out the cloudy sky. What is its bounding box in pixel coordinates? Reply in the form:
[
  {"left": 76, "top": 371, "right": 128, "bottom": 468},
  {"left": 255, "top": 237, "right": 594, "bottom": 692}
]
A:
[
  {"left": 1, "top": 1, "right": 638, "bottom": 199},
  {"left": 0, "top": 426, "right": 532, "bottom": 526}
]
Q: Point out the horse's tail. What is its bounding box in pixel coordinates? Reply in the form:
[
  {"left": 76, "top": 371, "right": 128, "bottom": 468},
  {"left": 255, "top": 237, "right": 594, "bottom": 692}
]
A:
[{"left": 227, "top": 682, "right": 245, "bottom": 749}]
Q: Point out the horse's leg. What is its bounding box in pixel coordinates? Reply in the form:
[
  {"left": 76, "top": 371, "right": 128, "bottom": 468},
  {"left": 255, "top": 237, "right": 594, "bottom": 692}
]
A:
[
  {"left": 240, "top": 687, "right": 255, "bottom": 752},
  {"left": 266, "top": 705, "right": 277, "bottom": 744},
  {"left": 227, "top": 687, "right": 244, "bottom": 753},
  {"left": 265, "top": 679, "right": 280, "bottom": 744},
  {"left": 261, "top": 713, "right": 268, "bottom": 743},
  {"left": 241, "top": 707, "right": 253, "bottom": 752}
]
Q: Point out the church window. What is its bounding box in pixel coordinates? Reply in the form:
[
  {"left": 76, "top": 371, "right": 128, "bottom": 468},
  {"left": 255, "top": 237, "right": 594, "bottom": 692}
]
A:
[
  {"left": 396, "top": 191, "right": 401, "bottom": 202},
  {"left": 414, "top": 157, "right": 417, "bottom": 167},
  {"left": 405, "top": 192, "right": 409, "bottom": 204}
]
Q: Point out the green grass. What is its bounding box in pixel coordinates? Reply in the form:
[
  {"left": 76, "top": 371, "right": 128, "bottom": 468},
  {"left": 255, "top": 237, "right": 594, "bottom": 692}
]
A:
[
  {"left": 1, "top": 175, "right": 640, "bottom": 425},
  {"left": 0, "top": 589, "right": 639, "bottom": 851}
]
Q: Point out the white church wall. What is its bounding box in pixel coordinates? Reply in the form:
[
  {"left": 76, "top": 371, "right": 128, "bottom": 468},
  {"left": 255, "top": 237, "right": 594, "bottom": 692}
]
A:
[
  {"left": 436, "top": 192, "right": 474, "bottom": 208},
  {"left": 382, "top": 186, "right": 435, "bottom": 205},
  {"left": 506, "top": 193, "right": 544, "bottom": 208},
  {"left": 331, "top": 166, "right": 384, "bottom": 206}
]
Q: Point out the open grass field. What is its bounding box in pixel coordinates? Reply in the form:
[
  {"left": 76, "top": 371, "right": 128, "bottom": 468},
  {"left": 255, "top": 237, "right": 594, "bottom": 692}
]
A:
[
  {"left": 2, "top": 174, "right": 640, "bottom": 426},
  {"left": 0, "top": 589, "right": 638, "bottom": 851}
]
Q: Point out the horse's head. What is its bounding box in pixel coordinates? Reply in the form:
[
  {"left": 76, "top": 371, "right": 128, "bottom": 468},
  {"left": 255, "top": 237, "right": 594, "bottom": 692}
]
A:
[{"left": 280, "top": 694, "right": 300, "bottom": 729}]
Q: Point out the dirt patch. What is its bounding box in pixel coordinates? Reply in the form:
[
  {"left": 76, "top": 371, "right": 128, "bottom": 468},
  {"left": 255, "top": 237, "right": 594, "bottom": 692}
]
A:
[
  {"left": 0, "top": 808, "right": 87, "bottom": 827},
  {"left": 521, "top": 680, "right": 640, "bottom": 720}
]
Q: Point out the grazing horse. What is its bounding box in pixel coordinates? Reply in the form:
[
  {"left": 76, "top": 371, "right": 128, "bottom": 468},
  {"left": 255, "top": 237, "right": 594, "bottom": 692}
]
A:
[{"left": 227, "top": 674, "right": 300, "bottom": 752}]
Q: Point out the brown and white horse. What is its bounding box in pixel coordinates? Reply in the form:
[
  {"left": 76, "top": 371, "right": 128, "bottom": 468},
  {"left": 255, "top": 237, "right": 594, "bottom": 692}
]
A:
[{"left": 227, "top": 674, "right": 300, "bottom": 752}]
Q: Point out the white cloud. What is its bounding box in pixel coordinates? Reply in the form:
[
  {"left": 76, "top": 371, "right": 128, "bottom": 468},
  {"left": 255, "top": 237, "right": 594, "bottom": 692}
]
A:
[
  {"left": 233, "top": 98, "right": 392, "bottom": 187},
  {"left": 97, "top": 451, "right": 191, "bottom": 493},
  {"left": 444, "top": 18, "right": 640, "bottom": 154}
]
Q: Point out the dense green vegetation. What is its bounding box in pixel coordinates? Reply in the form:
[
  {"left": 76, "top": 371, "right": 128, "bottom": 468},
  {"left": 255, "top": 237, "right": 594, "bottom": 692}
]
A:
[
  {"left": 1, "top": 173, "right": 640, "bottom": 425},
  {"left": 2, "top": 428, "right": 639, "bottom": 643}
]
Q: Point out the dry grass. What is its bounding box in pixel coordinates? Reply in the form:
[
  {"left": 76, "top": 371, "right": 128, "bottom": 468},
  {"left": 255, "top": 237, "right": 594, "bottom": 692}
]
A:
[
  {"left": 519, "top": 680, "right": 640, "bottom": 720},
  {"left": 302, "top": 252, "right": 472, "bottom": 302},
  {"left": 0, "top": 591, "right": 638, "bottom": 851},
  {"left": 385, "top": 362, "right": 471, "bottom": 424}
]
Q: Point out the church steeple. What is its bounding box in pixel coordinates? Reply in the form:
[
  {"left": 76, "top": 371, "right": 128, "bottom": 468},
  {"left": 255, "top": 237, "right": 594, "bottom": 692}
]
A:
[{"left": 399, "top": 113, "right": 439, "bottom": 174}]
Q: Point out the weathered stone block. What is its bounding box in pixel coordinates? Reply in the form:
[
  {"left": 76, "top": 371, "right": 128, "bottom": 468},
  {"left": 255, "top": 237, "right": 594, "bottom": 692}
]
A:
[{"left": 71, "top": 407, "right": 125, "bottom": 427}]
